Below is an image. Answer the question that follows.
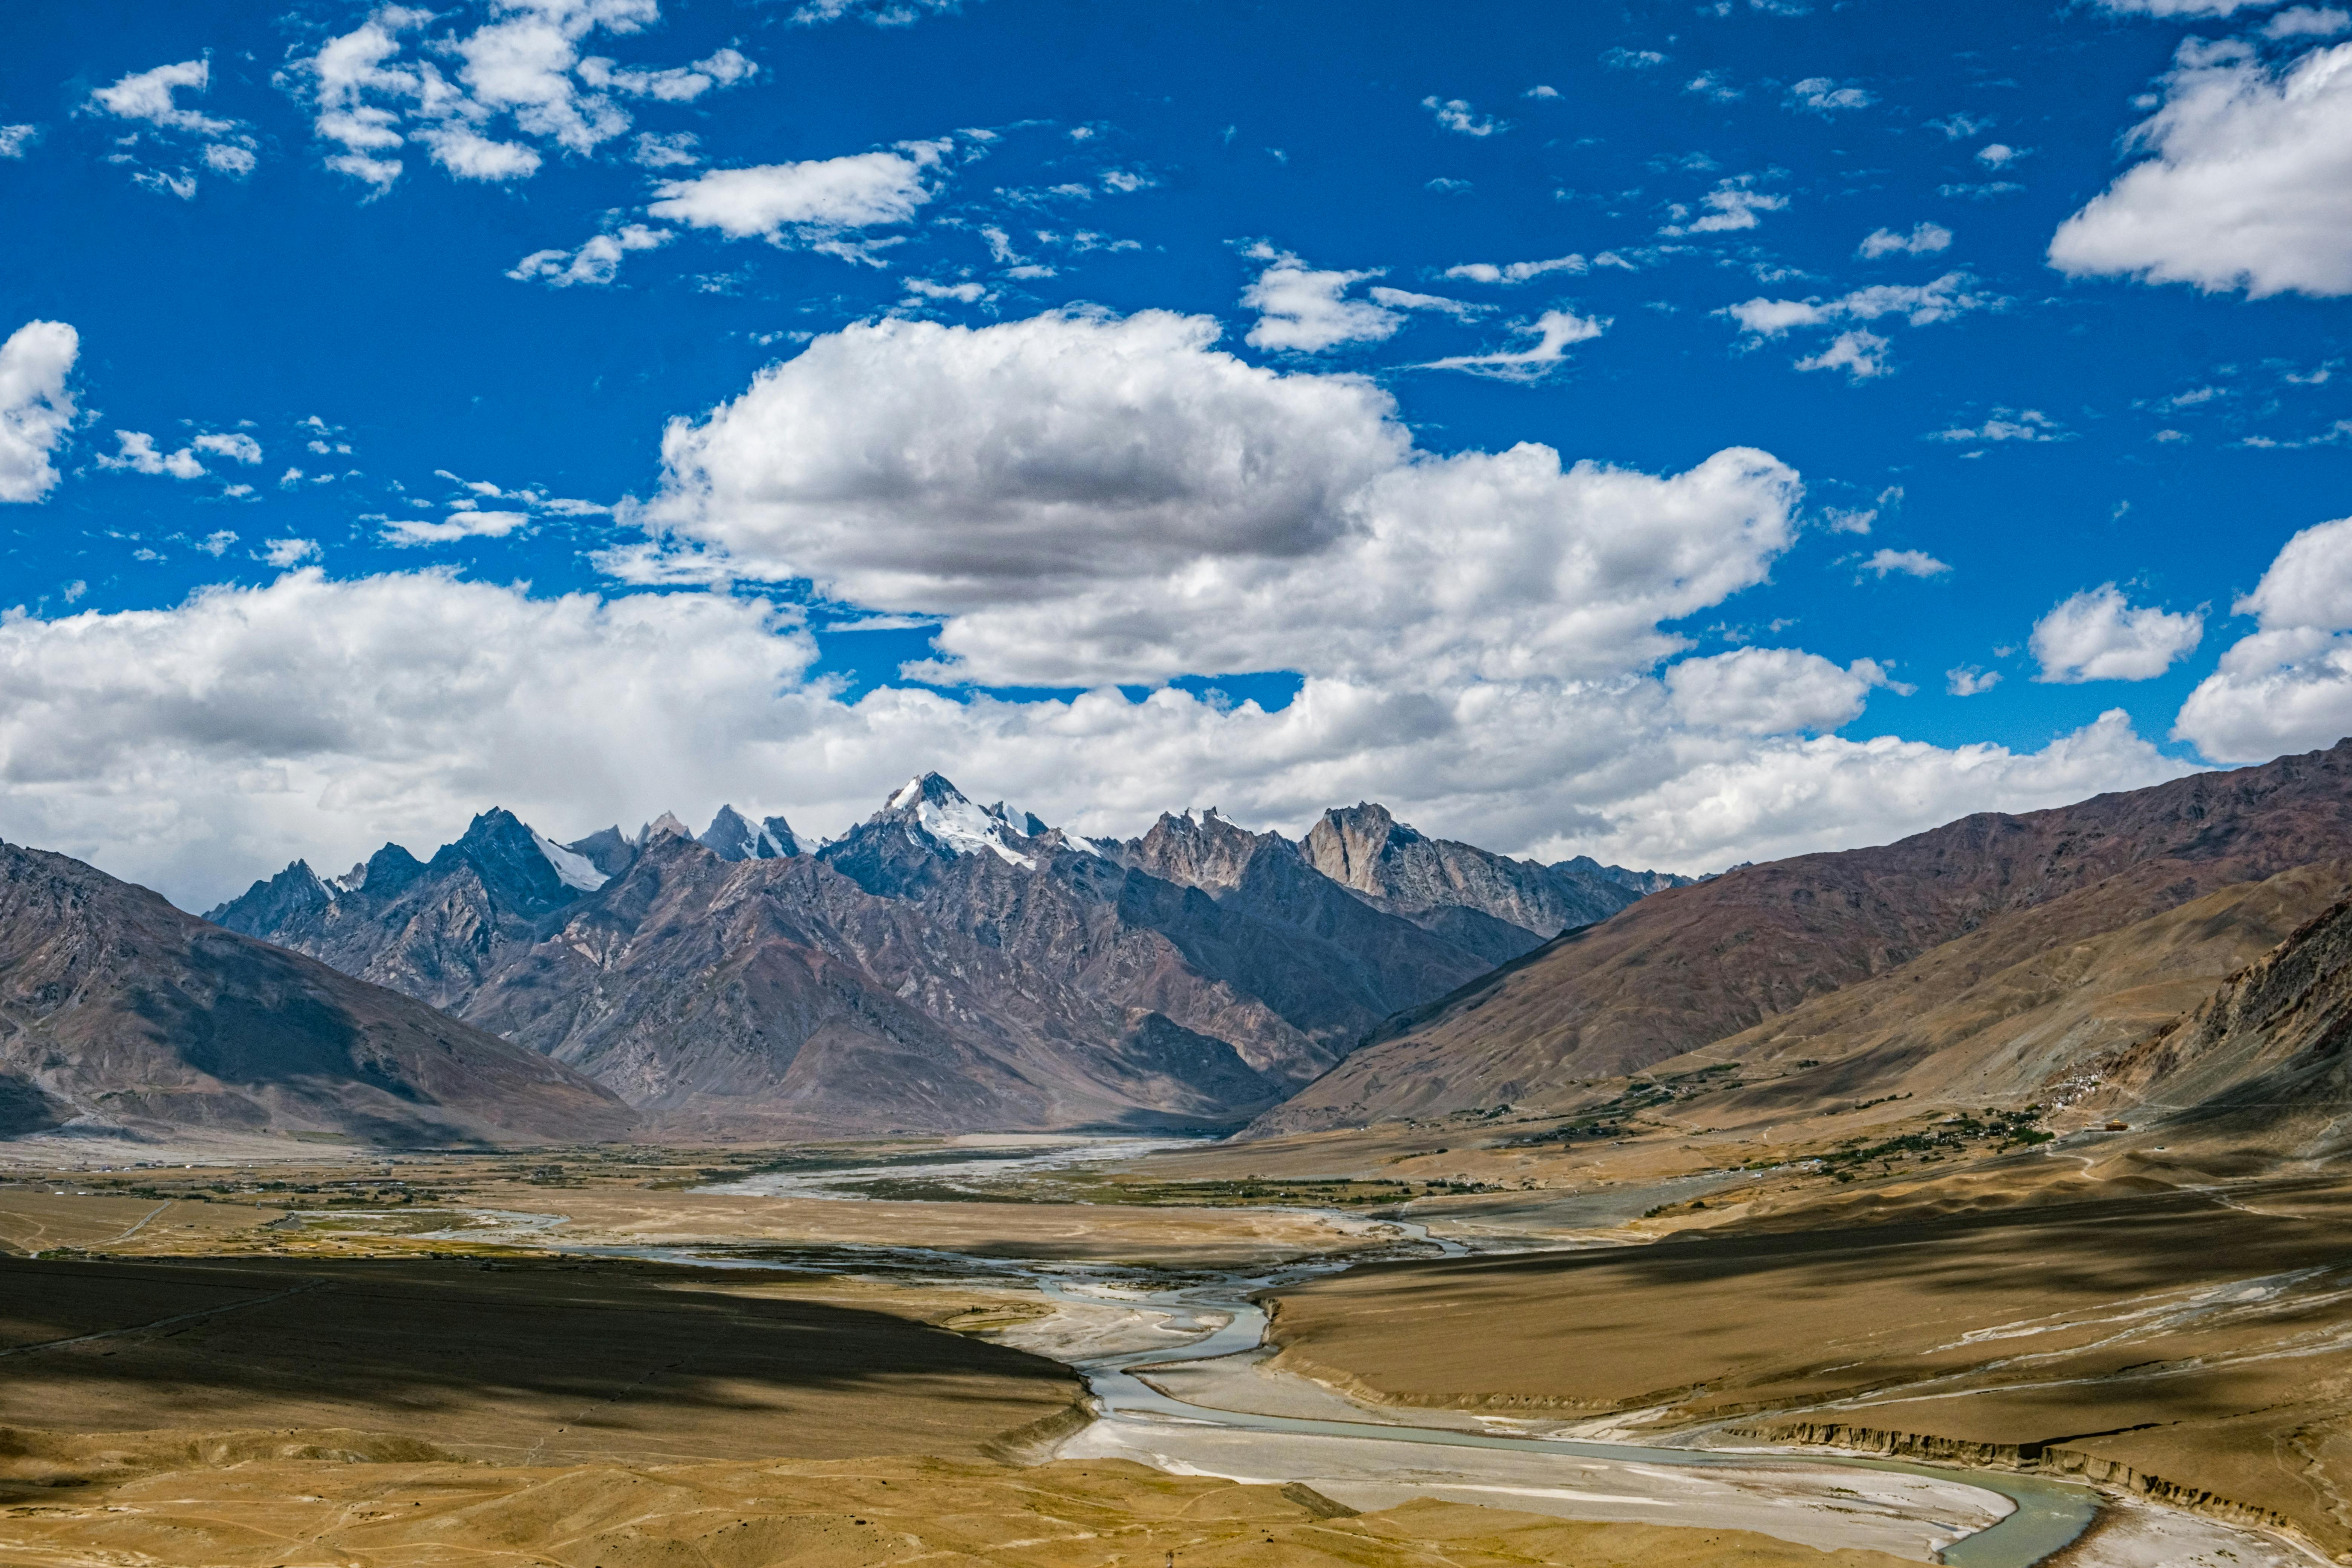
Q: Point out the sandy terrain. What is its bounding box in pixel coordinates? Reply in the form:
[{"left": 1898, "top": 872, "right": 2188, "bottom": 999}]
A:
[
  {"left": 0, "top": 1255, "right": 1082, "bottom": 1466},
  {"left": 0, "top": 1450, "right": 1938, "bottom": 1568},
  {"left": 0, "top": 1185, "right": 306, "bottom": 1253},
  {"left": 478, "top": 1182, "right": 1403, "bottom": 1264},
  {"left": 989, "top": 1294, "right": 1237, "bottom": 1363},
  {"left": 1060, "top": 1414, "right": 2010, "bottom": 1562},
  {"left": 0, "top": 1147, "right": 1410, "bottom": 1269},
  {"left": 2042, "top": 1493, "right": 2327, "bottom": 1566}
]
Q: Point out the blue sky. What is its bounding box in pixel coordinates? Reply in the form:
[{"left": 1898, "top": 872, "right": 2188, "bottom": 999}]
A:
[{"left": 4, "top": 0, "right": 2352, "bottom": 905}]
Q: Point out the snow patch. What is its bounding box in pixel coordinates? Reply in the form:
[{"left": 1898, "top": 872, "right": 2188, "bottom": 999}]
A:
[
  {"left": 915, "top": 793, "right": 1036, "bottom": 867},
  {"left": 531, "top": 830, "right": 609, "bottom": 891}
]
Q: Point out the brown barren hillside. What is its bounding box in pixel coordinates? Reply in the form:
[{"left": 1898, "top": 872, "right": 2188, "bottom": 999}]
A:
[
  {"left": 0, "top": 840, "right": 634, "bottom": 1145},
  {"left": 1253, "top": 740, "right": 2352, "bottom": 1134},
  {"left": 2076, "top": 883, "right": 2352, "bottom": 1158},
  {"left": 1643, "top": 859, "right": 2352, "bottom": 1120}
]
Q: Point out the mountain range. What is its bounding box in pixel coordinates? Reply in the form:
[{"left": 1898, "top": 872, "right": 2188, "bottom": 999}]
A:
[
  {"left": 0, "top": 839, "right": 633, "bottom": 1146},
  {"left": 204, "top": 776, "right": 1675, "bottom": 1137},
  {"left": 18, "top": 740, "right": 2352, "bottom": 1152}
]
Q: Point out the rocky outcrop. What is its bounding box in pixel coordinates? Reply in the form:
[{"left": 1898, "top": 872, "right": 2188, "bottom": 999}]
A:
[
  {"left": 2079, "top": 888, "right": 2352, "bottom": 1155},
  {"left": 697, "top": 805, "right": 801, "bottom": 862},
  {"left": 1553, "top": 854, "right": 1696, "bottom": 897},
  {"left": 1303, "top": 802, "right": 1645, "bottom": 961},
  {"left": 0, "top": 839, "right": 635, "bottom": 1145}
]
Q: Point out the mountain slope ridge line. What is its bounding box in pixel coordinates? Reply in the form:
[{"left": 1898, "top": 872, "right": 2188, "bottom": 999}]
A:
[{"left": 1250, "top": 739, "right": 2352, "bottom": 1136}]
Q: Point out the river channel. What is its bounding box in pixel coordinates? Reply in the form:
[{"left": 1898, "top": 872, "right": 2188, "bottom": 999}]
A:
[{"left": 682, "top": 1138, "right": 2117, "bottom": 1566}]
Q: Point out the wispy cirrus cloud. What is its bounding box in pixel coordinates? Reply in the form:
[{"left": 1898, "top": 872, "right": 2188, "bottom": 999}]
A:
[{"left": 1416, "top": 310, "right": 1608, "bottom": 379}]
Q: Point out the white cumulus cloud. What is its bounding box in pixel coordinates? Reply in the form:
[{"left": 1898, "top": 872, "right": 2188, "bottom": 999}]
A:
[
  {"left": 2030, "top": 584, "right": 2203, "bottom": 683},
  {"left": 0, "top": 300, "right": 2214, "bottom": 911},
  {"left": 2268, "top": 7, "right": 2352, "bottom": 36},
  {"left": 1858, "top": 222, "right": 1952, "bottom": 258},
  {"left": 2095, "top": 0, "right": 2290, "bottom": 14},
  {"left": 1794, "top": 329, "right": 1893, "bottom": 381},
  {"left": 100, "top": 431, "right": 209, "bottom": 481},
  {"left": 1240, "top": 249, "right": 1402, "bottom": 352},
  {"left": 1861, "top": 548, "right": 1951, "bottom": 579},
  {"left": 791, "top": 0, "right": 960, "bottom": 23},
  {"left": 88, "top": 58, "right": 237, "bottom": 136},
  {"left": 85, "top": 57, "right": 256, "bottom": 197},
  {"left": 0, "top": 570, "right": 2192, "bottom": 912},
  {"left": 632, "top": 306, "right": 1786, "bottom": 689},
  {"left": 1423, "top": 96, "right": 1504, "bottom": 135},
  {"left": 1443, "top": 254, "right": 1588, "bottom": 284},
  {"left": 193, "top": 432, "right": 263, "bottom": 464},
  {"left": 382, "top": 508, "right": 530, "bottom": 545},
  {"left": 2176, "top": 515, "right": 2352, "bottom": 758},
  {"left": 1660, "top": 176, "right": 1786, "bottom": 234},
  {"left": 508, "top": 223, "right": 672, "bottom": 286},
  {"left": 1932, "top": 408, "right": 2070, "bottom": 443},
  {"left": 1666, "top": 648, "right": 1891, "bottom": 734},
  {"left": 283, "top": 2, "right": 755, "bottom": 193},
  {"left": 1787, "top": 77, "right": 1873, "bottom": 113},
  {"left": 1726, "top": 273, "right": 1992, "bottom": 336},
  {"left": 646, "top": 144, "right": 943, "bottom": 257},
  {"left": 2050, "top": 38, "right": 2352, "bottom": 297},
  {"left": 1594, "top": 710, "right": 2187, "bottom": 873},
  {"left": 0, "top": 320, "right": 78, "bottom": 504}
]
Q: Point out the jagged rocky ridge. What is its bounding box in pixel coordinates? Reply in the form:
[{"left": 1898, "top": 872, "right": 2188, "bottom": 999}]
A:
[
  {"left": 0, "top": 840, "right": 635, "bottom": 1145},
  {"left": 208, "top": 777, "right": 1671, "bottom": 1136},
  {"left": 1304, "top": 802, "right": 1671, "bottom": 964}
]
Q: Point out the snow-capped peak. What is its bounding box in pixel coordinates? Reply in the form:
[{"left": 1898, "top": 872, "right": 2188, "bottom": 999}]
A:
[
  {"left": 699, "top": 804, "right": 801, "bottom": 861},
  {"left": 885, "top": 772, "right": 1039, "bottom": 867},
  {"left": 531, "top": 828, "right": 609, "bottom": 891}
]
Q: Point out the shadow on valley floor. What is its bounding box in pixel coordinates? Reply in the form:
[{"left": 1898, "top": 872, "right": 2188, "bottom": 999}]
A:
[
  {"left": 1315, "top": 1179, "right": 2352, "bottom": 1305},
  {"left": 1267, "top": 1173, "right": 2352, "bottom": 1556},
  {"left": 0, "top": 1256, "right": 1081, "bottom": 1466}
]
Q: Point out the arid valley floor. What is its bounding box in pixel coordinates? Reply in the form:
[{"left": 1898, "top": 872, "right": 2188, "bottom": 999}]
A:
[{"left": 2, "top": 1093, "right": 2342, "bottom": 1568}]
